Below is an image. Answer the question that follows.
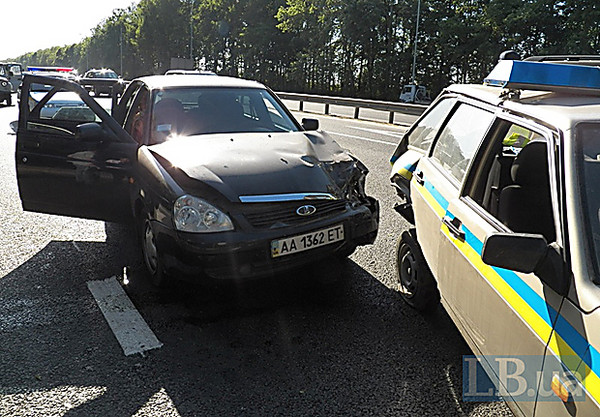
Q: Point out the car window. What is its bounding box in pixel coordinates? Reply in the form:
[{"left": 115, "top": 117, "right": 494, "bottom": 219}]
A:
[
  {"left": 465, "top": 120, "right": 556, "bottom": 242},
  {"left": 124, "top": 87, "right": 150, "bottom": 144},
  {"left": 9, "top": 65, "right": 22, "bottom": 76},
  {"left": 407, "top": 98, "right": 456, "bottom": 152},
  {"left": 149, "top": 87, "right": 299, "bottom": 144},
  {"left": 24, "top": 82, "right": 101, "bottom": 137},
  {"left": 29, "top": 87, "right": 99, "bottom": 123},
  {"left": 430, "top": 103, "right": 495, "bottom": 184},
  {"left": 577, "top": 123, "right": 600, "bottom": 275}
]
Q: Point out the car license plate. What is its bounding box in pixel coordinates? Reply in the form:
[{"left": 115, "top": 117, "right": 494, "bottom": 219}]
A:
[{"left": 271, "top": 224, "right": 344, "bottom": 258}]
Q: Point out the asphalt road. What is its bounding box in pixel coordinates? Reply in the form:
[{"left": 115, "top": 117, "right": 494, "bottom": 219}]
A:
[{"left": 0, "top": 96, "right": 512, "bottom": 417}]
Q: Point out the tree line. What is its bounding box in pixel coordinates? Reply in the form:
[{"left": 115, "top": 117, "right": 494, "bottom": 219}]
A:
[{"left": 12, "top": 0, "right": 600, "bottom": 100}]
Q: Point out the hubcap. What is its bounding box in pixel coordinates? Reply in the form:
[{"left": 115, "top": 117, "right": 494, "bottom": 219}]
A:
[
  {"left": 143, "top": 221, "right": 158, "bottom": 274},
  {"left": 399, "top": 245, "right": 418, "bottom": 294}
]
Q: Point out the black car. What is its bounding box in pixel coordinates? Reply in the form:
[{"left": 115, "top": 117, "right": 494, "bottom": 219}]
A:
[
  {"left": 80, "top": 69, "right": 125, "bottom": 96},
  {"left": 16, "top": 74, "right": 379, "bottom": 286}
]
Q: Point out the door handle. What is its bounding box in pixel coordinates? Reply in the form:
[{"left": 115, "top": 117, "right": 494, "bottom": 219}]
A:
[
  {"left": 414, "top": 170, "right": 425, "bottom": 185},
  {"left": 443, "top": 215, "right": 465, "bottom": 240}
]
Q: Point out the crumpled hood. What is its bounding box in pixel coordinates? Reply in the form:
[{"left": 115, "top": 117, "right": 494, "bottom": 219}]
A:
[{"left": 148, "top": 131, "right": 356, "bottom": 202}]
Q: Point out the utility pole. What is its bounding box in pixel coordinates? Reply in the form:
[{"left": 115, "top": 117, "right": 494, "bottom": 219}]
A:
[
  {"left": 120, "top": 25, "right": 123, "bottom": 75},
  {"left": 410, "top": 0, "right": 421, "bottom": 85},
  {"left": 190, "top": 0, "right": 195, "bottom": 64}
]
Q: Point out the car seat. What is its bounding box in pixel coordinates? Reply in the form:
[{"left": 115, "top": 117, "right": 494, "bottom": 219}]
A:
[{"left": 497, "top": 141, "right": 556, "bottom": 242}]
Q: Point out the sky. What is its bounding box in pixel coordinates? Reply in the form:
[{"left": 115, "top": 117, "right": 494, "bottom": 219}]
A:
[{"left": 1, "top": 0, "right": 140, "bottom": 60}]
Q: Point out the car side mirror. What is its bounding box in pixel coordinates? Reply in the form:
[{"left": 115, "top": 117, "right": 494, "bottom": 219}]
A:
[
  {"left": 76, "top": 122, "right": 112, "bottom": 142},
  {"left": 482, "top": 233, "right": 548, "bottom": 274},
  {"left": 302, "top": 118, "right": 319, "bottom": 131},
  {"left": 482, "top": 233, "right": 568, "bottom": 295}
]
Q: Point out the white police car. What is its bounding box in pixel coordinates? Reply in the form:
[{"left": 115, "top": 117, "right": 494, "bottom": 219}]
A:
[{"left": 390, "top": 54, "right": 600, "bottom": 416}]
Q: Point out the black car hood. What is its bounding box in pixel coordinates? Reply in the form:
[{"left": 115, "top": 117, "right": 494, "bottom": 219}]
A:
[{"left": 148, "top": 131, "right": 355, "bottom": 202}]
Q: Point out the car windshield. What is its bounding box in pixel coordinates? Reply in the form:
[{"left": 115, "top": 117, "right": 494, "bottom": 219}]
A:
[
  {"left": 9, "top": 65, "right": 22, "bottom": 75},
  {"left": 578, "top": 123, "right": 600, "bottom": 274},
  {"left": 149, "top": 87, "right": 299, "bottom": 143},
  {"left": 88, "top": 71, "right": 117, "bottom": 78}
]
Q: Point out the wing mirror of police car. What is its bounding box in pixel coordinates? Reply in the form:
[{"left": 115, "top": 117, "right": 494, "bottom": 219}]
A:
[
  {"left": 482, "top": 233, "right": 548, "bottom": 274},
  {"left": 302, "top": 118, "right": 319, "bottom": 131},
  {"left": 482, "top": 233, "right": 569, "bottom": 295}
]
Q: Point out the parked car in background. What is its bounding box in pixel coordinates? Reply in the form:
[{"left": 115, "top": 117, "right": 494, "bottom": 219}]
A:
[
  {"left": 15, "top": 73, "right": 379, "bottom": 288},
  {"left": 389, "top": 55, "right": 600, "bottom": 416},
  {"left": 79, "top": 68, "right": 125, "bottom": 96},
  {"left": 0, "top": 62, "right": 23, "bottom": 92},
  {"left": 0, "top": 75, "right": 12, "bottom": 106},
  {"left": 17, "top": 69, "right": 81, "bottom": 103}
]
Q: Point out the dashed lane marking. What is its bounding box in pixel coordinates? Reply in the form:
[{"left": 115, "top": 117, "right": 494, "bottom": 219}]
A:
[
  {"left": 329, "top": 132, "right": 397, "bottom": 146},
  {"left": 87, "top": 277, "right": 163, "bottom": 356},
  {"left": 350, "top": 126, "right": 405, "bottom": 138}
]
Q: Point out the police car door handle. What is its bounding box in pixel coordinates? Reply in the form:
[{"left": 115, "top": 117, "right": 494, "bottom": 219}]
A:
[
  {"left": 414, "top": 170, "right": 425, "bottom": 185},
  {"left": 443, "top": 216, "right": 465, "bottom": 241}
]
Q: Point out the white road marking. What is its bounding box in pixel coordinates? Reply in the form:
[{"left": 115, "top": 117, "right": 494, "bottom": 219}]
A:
[
  {"left": 0, "top": 385, "right": 107, "bottom": 415},
  {"left": 350, "top": 126, "right": 405, "bottom": 139},
  {"left": 132, "top": 388, "right": 182, "bottom": 417},
  {"left": 87, "top": 277, "right": 163, "bottom": 356},
  {"left": 329, "top": 132, "right": 397, "bottom": 146}
]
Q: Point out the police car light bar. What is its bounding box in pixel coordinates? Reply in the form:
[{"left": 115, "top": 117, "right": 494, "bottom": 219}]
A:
[
  {"left": 27, "top": 66, "right": 75, "bottom": 73},
  {"left": 484, "top": 60, "right": 600, "bottom": 95}
]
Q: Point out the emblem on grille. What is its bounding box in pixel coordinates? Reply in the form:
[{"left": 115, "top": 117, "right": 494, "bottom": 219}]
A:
[{"left": 296, "top": 205, "right": 317, "bottom": 216}]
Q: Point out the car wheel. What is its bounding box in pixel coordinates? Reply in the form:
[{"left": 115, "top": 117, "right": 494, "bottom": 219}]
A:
[
  {"left": 395, "top": 229, "right": 439, "bottom": 312},
  {"left": 140, "top": 215, "right": 170, "bottom": 288}
]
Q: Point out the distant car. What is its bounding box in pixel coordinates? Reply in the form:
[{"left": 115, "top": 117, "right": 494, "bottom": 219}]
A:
[
  {"left": 18, "top": 71, "right": 81, "bottom": 103},
  {"left": 80, "top": 69, "right": 124, "bottom": 96},
  {"left": 165, "top": 69, "right": 217, "bottom": 76},
  {"left": 16, "top": 74, "right": 379, "bottom": 287},
  {"left": 0, "top": 62, "right": 23, "bottom": 92},
  {"left": 0, "top": 76, "right": 11, "bottom": 106}
]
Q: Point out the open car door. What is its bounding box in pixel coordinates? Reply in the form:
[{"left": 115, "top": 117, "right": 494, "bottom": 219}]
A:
[{"left": 16, "top": 74, "right": 138, "bottom": 223}]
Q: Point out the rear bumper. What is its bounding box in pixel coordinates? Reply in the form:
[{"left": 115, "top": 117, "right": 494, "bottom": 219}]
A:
[{"left": 154, "top": 199, "right": 379, "bottom": 280}]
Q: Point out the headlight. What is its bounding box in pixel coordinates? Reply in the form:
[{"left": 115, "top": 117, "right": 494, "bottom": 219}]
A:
[
  {"left": 0, "top": 81, "right": 7, "bottom": 87},
  {"left": 173, "top": 195, "right": 234, "bottom": 233}
]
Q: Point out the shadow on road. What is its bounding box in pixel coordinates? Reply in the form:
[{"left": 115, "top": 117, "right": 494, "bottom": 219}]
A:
[{"left": 0, "top": 222, "right": 507, "bottom": 416}]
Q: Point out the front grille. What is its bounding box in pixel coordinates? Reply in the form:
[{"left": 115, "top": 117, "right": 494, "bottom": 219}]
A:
[{"left": 244, "top": 199, "right": 347, "bottom": 229}]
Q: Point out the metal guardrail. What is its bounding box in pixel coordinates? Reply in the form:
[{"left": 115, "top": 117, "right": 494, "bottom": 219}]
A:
[{"left": 276, "top": 91, "right": 428, "bottom": 124}]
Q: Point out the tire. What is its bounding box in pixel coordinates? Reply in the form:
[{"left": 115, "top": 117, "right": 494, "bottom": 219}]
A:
[
  {"left": 395, "top": 229, "right": 439, "bottom": 312},
  {"left": 139, "top": 214, "right": 171, "bottom": 288}
]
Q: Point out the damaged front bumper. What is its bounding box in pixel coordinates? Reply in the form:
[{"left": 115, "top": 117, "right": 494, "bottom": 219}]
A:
[{"left": 153, "top": 198, "right": 379, "bottom": 280}]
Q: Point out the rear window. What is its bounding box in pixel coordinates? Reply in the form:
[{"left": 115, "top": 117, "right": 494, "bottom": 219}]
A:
[
  {"left": 407, "top": 98, "right": 456, "bottom": 152},
  {"left": 430, "top": 103, "right": 495, "bottom": 184}
]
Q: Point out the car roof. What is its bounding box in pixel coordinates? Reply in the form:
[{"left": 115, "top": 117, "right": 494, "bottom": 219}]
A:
[
  {"left": 134, "top": 74, "right": 266, "bottom": 90},
  {"left": 445, "top": 83, "right": 600, "bottom": 133}
]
